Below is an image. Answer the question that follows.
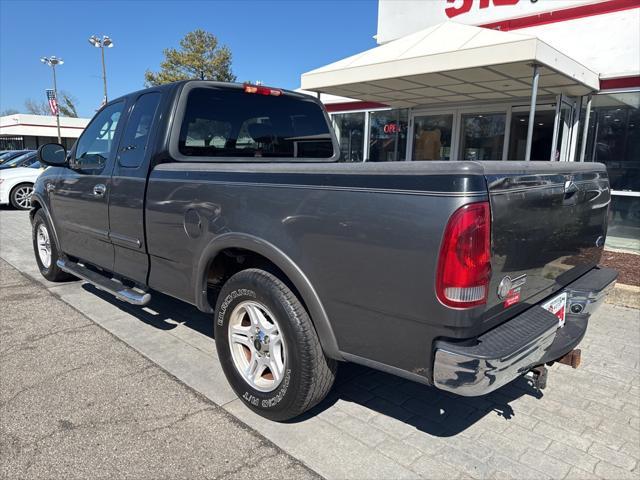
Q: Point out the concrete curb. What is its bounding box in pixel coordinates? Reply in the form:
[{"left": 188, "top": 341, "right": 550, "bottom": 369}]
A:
[{"left": 606, "top": 283, "right": 640, "bottom": 310}]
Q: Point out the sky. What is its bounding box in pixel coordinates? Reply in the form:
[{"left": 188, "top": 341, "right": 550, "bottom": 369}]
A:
[{"left": 0, "top": 0, "right": 378, "bottom": 118}]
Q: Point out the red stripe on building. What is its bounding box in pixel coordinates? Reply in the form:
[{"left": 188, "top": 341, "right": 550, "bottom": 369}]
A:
[
  {"left": 600, "top": 76, "right": 640, "bottom": 90},
  {"left": 481, "top": 0, "right": 640, "bottom": 31},
  {"left": 325, "top": 101, "right": 388, "bottom": 113}
]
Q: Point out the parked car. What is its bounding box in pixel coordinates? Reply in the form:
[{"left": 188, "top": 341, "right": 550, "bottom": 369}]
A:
[
  {"left": 31, "top": 81, "right": 617, "bottom": 421},
  {"left": 0, "top": 161, "right": 44, "bottom": 209},
  {"left": 0, "top": 150, "right": 32, "bottom": 165},
  {"left": 0, "top": 151, "right": 38, "bottom": 170}
]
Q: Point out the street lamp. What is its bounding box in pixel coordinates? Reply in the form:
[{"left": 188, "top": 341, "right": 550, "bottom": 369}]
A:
[
  {"left": 88, "top": 35, "right": 114, "bottom": 104},
  {"left": 40, "top": 56, "right": 64, "bottom": 143}
]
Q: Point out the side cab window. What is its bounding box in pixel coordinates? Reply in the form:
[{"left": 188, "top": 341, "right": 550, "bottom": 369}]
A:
[
  {"left": 70, "top": 101, "right": 125, "bottom": 174},
  {"left": 118, "top": 92, "right": 162, "bottom": 168}
]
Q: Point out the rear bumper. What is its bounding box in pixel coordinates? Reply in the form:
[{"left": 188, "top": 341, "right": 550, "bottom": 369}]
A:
[{"left": 432, "top": 267, "right": 617, "bottom": 396}]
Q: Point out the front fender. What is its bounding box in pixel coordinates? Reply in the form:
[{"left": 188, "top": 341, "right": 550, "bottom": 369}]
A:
[
  {"left": 30, "top": 191, "right": 61, "bottom": 250},
  {"left": 194, "top": 232, "right": 343, "bottom": 360}
]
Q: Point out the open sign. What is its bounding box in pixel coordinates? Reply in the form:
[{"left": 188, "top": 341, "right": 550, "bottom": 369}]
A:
[{"left": 383, "top": 123, "right": 400, "bottom": 134}]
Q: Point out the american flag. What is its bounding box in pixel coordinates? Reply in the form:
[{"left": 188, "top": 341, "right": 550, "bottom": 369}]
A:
[{"left": 46, "top": 89, "right": 59, "bottom": 116}]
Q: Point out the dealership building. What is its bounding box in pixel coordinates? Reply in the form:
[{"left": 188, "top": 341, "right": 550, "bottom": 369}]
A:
[
  {"left": 0, "top": 114, "right": 89, "bottom": 151},
  {"left": 301, "top": 0, "right": 639, "bottom": 252}
]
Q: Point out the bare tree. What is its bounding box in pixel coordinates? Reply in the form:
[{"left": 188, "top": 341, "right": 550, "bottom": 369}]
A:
[
  {"left": 58, "top": 91, "right": 78, "bottom": 118},
  {"left": 24, "top": 99, "right": 49, "bottom": 115}
]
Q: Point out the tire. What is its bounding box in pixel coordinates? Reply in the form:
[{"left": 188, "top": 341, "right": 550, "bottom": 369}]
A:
[
  {"left": 215, "top": 268, "right": 336, "bottom": 421},
  {"left": 31, "top": 209, "right": 75, "bottom": 282},
  {"left": 10, "top": 183, "right": 34, "bottom": 210}
]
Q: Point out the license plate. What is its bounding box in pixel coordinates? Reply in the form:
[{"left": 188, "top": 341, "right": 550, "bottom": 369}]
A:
[{"left": 542, "top": 292, "right": 568, "bottom": 328}]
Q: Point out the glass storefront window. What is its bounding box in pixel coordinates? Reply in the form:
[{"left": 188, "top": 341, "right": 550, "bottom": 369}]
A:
[
  {"left": 585, "top": 92, "right": 640, "bottom": 192},
  {"left": 460, "top": 113, "right": 505, "bottom": 160},
  {"left": 607, "top": 194, "right": 640, "bottom": 252},
  {"left": 508, "top": 109, "right": 555, "bottom": 160},
  {"left": 584, "top": 91, "right": 640, "bottom": 253},
  {"left": 412, "top": 114, "right": 453, "bottom": 161},
  {"left": 332, "top": 112, "right": 365, "bottom": 162},
  {"left": 368, "top": 109, "right": 408, "bottom": 162}
]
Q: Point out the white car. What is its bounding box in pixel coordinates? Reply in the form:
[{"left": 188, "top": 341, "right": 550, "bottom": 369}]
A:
[{"left": 0, "top": 162, "right": 45, "bottom": 210}]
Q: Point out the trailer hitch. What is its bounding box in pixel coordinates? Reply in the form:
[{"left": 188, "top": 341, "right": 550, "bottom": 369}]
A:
[{"left": 528, "top": 365, "right": 548, "bottom": 391}]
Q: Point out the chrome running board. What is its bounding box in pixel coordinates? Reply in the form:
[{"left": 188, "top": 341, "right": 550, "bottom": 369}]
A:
[{"left": 56, "top": 259, "right": 151, "bottom": 306}]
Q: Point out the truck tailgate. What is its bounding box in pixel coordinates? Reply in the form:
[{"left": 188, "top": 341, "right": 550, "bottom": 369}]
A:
[{"left": 480, "top": 161, "right": 610, "bottom": 317}]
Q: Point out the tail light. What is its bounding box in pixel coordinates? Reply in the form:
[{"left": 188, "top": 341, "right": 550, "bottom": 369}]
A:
[
  {"left": 436, "top": 202, "right": 491, "bottom": 308},
  {"left": 243, "top": 83, "right": 283, "bottom": 96}
]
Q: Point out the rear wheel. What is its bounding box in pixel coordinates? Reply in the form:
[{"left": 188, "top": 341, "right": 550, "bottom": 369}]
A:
[
  {"left": 31, "top": 209, "right": 74, "bottom": 282},
  {"left": 215, "top": 268, "right": 336, "bottom": 421},
  {"left": 10, "top": 183, "right": 34, "bottom": 210}
]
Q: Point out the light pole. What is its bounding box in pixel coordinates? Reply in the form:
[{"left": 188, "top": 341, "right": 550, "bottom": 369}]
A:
[
  {"left": 40, "top": 56, "right": 63, "bottom": 143},
  {"left": 88, "top": 35, "right": 113, "bottom": 104}
]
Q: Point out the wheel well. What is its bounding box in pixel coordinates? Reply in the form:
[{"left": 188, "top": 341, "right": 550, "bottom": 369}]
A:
[
  {"left": 205, "top": 248, "right": 304, "bottom": 309},
  {"left": 30, "top": 198, "right": 42, "bottom": 220},
  {"left": 10, "top": 182, "right": 34, "bottom": 194}
]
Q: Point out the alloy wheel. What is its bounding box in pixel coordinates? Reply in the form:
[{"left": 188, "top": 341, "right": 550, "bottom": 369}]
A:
[
  {"left": 14, "top": 185, "right": 33, "bottom": 209},
  {"left": 36, "top": 224, "right": 52, "bottom": 269},
  {"left": 227, "top": 300, "right": 287, "bottom": 392}
]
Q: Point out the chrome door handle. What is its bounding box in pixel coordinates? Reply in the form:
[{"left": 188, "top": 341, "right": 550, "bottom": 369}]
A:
[{"left": 93, "top": 184, "right": 107, "bottom": 197}]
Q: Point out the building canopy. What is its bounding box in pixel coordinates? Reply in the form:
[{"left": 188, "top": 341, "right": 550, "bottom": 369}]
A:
[{"left": 301, "top": 22, "right": 600, "bottom": 108}]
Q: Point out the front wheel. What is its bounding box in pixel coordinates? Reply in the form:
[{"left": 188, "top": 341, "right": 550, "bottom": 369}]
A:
[
  {"left": 31, "top": 209, "right": 75, "bottom": 282},
  {"left": 214, "top": 269, "right": 336, "bottom": 421},
  {"left": 10, "top": 183, "right": 34, "bottom": 210}
]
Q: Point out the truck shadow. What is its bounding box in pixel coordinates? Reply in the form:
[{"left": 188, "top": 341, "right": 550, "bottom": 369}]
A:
[
  {"left": 297, "top": 362, "right": 544, "bottom": 436},
  {"left": 81, "top": 283, "right": 213, "bottom": 337},
  {"left": 81, "top": 282, "right": 543, "bottom": 437}
]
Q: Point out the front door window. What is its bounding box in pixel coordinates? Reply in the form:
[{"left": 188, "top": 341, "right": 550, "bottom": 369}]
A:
[
  {"left": 369, "top": 109, "right": 408, "bottom": 162},
  {"left": 72, "top": 101, "right": 125, "bottom": 174},
  {"left": 412, "top": 114, "right": 453, "bottom": 160}
]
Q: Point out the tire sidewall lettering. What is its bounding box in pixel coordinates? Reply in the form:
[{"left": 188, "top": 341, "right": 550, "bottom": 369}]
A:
[{"left": 216, "top": 288, "right": 256, "bottom": 327}]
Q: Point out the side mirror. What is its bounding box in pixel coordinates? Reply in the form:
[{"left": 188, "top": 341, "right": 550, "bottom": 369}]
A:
[{"left": 37, "top": 143, "right": 67, "bottom": 166}]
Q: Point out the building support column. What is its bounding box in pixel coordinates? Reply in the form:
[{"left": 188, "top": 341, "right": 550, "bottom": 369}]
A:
[{"left": 525, "top": 64, "right": 540, "bottom": 161}]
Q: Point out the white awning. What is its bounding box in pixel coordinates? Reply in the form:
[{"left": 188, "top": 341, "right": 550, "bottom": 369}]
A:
[{"left": 301, "top": 22, "right": 600, "bottom": 108}]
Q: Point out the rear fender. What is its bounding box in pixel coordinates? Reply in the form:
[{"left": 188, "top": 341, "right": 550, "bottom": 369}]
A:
[{"left": 194, "top": 232, "right": 343, "bottom": 360}]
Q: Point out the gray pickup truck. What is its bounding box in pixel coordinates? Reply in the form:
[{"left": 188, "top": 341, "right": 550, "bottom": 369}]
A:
[{"left": 31, "top": 81, "right": 617, "bottom": 421}]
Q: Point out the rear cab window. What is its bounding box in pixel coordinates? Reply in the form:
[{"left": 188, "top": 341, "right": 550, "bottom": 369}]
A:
[{"left": 174, "top": 84, "right": 336, "bottom": 161}]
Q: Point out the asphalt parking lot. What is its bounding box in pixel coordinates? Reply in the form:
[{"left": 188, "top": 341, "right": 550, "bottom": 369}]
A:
[
  {"left": 1, "top": 209, "right": 639, "bottom": 480},
  {"left": 0, "top": 259, "right": 318, "bottom": 480}
]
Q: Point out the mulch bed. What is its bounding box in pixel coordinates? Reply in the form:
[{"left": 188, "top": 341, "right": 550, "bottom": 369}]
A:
[{"left": 600, "top": 250, "right": 640, "bottom": 287}]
